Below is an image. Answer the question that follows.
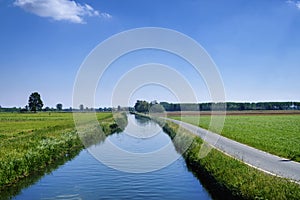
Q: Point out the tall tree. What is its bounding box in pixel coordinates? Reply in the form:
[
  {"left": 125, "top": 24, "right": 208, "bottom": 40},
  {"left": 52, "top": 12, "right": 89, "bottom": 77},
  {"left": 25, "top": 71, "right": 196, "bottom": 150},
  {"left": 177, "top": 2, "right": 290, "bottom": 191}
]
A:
[
  {"left": 134, "top": 100, "right": 150, "bottom": 113},
  {"left": 79, "top": 104, "right": 84, "bottom": 111},
  {"left": 28, "top": 92, "right": 43, "bottom": 112},
  {"left": 56, "top": 103, "right": 63, "bottom": 111}
]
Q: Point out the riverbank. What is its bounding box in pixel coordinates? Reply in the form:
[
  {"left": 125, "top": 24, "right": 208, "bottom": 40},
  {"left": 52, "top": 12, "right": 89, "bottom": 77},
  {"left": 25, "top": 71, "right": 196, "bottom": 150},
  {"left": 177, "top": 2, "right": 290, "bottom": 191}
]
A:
[
  {"left": 134, "top": 113, "right": 300, "bottom": 199},
  {"left": 9, "top": 114, "right": 211, "bottom": 200},
  {"left": 0, "top": 112, "right": 127, "bottom": 190}
]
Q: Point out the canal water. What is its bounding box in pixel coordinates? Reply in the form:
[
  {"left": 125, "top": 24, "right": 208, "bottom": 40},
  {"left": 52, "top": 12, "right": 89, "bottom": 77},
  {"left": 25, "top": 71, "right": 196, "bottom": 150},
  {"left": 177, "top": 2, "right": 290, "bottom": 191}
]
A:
[{"left": 12, "top": 115, "right": 211, "bottom": 199}]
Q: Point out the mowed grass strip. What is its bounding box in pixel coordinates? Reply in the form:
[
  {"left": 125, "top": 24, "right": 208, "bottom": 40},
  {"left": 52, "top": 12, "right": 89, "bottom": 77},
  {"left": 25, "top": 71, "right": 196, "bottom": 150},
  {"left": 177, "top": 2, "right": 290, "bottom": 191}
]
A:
[
  {"left": 161, "top": 120, "right": 300, "bottom": 199},
  {"left": 0, "top": 112, "right": 114, "bottom": 187},
  {"left": 169, "top": 114, "right": 300, "bottom": 162}
]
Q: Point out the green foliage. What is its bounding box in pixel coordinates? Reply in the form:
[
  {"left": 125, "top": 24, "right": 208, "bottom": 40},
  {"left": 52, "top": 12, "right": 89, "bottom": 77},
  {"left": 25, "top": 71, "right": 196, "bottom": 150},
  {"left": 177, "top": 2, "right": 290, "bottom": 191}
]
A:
[
  {"left": 56, "top": 103, "right": 63, "bottom": 111},
  {"left": 0, "top": 148, "right": 81, "bottom": 199},
  {"left": 159, "top": 102, "right": 300, "bottom": 111},
  {"left": 79, "top": 104, "right": 84, "bottom": 111},
  {"left": 149, "top": 104, "right": 165, "bottom": 113},
  {"left": 113, "top": 112, "right": 128, "bottom": 131},
  {"left": 171, "top": 115, "right": 300, "bottom": 162},
  {"left": 134, "top": 100, "right": 150, "bottom": 113},
  {"left": 28, "top": 92, "right": 43, "bottom": 112}
]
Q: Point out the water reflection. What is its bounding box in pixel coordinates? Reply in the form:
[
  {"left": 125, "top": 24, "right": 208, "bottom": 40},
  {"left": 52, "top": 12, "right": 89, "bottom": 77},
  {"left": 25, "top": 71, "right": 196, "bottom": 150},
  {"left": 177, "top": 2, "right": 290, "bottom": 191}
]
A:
[
  {"left": 1, "top": 114, "right": 128, "bottom": 199},
  {"left": 134, "top": 114, "right": 151, "bottom": 125},
  {"left": 80, "top": 112, "right": 128, "bottom": 147},
  {"left": 10, "top": 114, "right": 212, "bottom": 200},
  {"left": 87, "top": 115, "right": 180, "bottom": 173}
]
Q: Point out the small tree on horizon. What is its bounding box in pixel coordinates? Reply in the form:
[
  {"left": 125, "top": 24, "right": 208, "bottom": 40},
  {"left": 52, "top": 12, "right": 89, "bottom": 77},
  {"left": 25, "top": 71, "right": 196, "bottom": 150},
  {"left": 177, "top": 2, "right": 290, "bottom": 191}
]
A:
[
  {"left": 56, "top": 103, "right": 63, "bottom": 111},
  {"left": 28, "top": 92, "right": 43, "bottom": 112},
  {"left": 79, "top": 104, "right": 84, "bottom": 111}
]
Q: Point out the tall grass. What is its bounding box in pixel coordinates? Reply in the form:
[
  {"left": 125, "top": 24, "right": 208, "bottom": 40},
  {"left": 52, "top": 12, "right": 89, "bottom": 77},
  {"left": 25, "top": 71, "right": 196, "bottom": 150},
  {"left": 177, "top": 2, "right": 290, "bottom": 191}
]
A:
[
  {"left": 0, "top": 112, "right": 126, "bottom": 189},
  {"left": 0, "top": 147, "right": 81, "bottom": 200}
]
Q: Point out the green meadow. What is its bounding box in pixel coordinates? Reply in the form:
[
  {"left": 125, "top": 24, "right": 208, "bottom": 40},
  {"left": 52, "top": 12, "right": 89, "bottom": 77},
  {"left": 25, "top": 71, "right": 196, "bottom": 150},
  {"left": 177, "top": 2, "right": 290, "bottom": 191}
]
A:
[
  {"left": 170, "top": 114, "right": 300, "bottom": 162},
  {"left": 0, "top": 112, "right": 118, "bottom": 188}
]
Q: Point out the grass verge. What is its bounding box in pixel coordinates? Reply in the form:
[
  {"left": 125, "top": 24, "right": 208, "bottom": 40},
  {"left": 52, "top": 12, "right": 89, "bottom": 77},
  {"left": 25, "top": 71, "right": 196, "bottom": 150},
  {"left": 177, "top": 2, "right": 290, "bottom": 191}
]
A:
[
  {"left": 0, "top": 112, "right": 127, "bottom": 190},
  {"left": 130, "top": 112, "right": 300, "bottom": 199}
]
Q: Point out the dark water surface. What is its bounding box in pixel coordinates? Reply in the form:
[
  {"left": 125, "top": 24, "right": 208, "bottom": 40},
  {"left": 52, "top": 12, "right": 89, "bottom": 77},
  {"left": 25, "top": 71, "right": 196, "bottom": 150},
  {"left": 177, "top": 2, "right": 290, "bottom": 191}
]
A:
[{"left": 12, "top": 115, "right": 211, "bottom": 200}]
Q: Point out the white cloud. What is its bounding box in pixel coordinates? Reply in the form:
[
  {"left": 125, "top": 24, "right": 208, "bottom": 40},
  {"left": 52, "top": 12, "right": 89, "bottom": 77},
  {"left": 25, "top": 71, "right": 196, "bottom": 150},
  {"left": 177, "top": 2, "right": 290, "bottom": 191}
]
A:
[
  {"left": 286, "top": 0, "right": 300, "bottom": 10},
  {"left": 101, "top": 12, "right": 112, "bottom": 19},
  {"left": 14, "top": 0, "right": 111, "bottom": 24}
]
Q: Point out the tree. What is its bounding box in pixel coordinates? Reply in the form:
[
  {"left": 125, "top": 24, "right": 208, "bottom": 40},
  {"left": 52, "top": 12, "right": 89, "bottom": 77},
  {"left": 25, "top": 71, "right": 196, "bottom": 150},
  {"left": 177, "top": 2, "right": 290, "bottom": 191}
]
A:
[
  {"left": 56, "top": 103, "right": 63, "bottom": 111},
  {"left": 134, "top": 100, "right": 150, "bottom": 113},
  {"left": 79, "top": 104, "right": 84, "bottom": 111},
  {"left": 28, "top": 92, "right": 43, "bottom": 112},
  {"left": 149, "top": 104, "right": 165, "bottom": 113},
  {"left": 117, "top": 105, "right": 121, "bottom": 111},
  {"left": 44, "top": 107, "right": 51, "bottom": 111}
]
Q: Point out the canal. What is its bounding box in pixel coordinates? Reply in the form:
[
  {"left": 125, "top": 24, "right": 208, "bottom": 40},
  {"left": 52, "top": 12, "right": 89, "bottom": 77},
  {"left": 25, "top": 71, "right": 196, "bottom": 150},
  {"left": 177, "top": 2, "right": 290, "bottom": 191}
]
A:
[{"left": 12, "top": 115, "right": 211, "bottom": 199}]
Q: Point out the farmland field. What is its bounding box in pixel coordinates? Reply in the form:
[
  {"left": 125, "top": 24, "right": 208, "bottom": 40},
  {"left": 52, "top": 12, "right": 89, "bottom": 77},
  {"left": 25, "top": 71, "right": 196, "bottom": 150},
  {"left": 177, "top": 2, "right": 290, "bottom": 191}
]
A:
[
  {"left": 169, "top": 112, "right": 300, "bottom": 162},
  {"left": 136, "top": 113, "right": 300, "bottom": 199},
  {"left": 0, "top": 112, "right": 115, "bottom": 188}
]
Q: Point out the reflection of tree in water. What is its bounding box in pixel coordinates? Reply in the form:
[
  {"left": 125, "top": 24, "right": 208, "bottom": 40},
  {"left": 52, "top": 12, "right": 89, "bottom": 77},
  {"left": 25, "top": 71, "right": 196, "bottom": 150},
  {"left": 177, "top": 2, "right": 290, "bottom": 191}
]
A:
[
  {"left": 80, "top": 125, "right": 108, "bottom": 147},
  {"left": 134, "top": 115, "right": 151, "bottom": 126},
  {"left": 80, "top": 113, "right": 128, "bottom": 147},
  {"left": 1, "top": 148, "right": 81, "bottom": 199},
  {"left": 114, "top": 112, "right": 128, "bottom": 132}
]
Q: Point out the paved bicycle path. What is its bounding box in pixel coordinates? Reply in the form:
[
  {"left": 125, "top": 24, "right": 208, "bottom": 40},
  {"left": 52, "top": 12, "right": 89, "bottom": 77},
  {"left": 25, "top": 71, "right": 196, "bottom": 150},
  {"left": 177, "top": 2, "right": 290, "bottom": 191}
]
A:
[{"left": 167, "top": 118, "right": 300, "bottom": 182}]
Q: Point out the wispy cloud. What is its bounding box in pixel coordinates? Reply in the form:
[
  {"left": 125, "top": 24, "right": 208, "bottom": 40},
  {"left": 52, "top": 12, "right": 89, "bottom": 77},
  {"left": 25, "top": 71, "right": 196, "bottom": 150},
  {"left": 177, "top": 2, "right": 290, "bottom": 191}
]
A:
[
  {"left": 286, "top": 0, "right": 300, "bottom": 10},
  {"left": 14, "top": 0, "right": 111, "bottom": 24},
  {"left": 100, "top": 12, "right": 112, "bottom": 19}
]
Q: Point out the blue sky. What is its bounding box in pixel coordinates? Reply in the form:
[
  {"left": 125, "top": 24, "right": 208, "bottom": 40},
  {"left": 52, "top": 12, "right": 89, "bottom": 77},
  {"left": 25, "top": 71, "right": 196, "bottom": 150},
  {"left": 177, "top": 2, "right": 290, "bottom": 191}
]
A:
[{"left": 0, "top": 0, "right": 300, "bottom": 108}]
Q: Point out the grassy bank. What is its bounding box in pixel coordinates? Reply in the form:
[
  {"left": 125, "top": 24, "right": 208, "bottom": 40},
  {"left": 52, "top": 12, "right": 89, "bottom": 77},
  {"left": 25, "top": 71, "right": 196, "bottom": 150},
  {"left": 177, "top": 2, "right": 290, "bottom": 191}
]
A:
[
  {"left": 0, "top": 112, "right": 125, "bottom": 189},
  {"left": 132, "top": 112, "right": 300, "bottom": 199},
  {"left": 0, "top": 147, "right": 82, "bottom": 200},
  {"left": 170, "top": 114, "right": 300, "bottom": 162},
  {"left": 161, "top": 120, "right": 300, "bottom": 199}
]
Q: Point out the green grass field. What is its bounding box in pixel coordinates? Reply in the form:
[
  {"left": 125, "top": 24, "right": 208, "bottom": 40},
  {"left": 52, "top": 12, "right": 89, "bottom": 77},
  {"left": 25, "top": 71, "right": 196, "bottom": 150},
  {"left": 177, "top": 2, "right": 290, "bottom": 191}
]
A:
[
  {"left": 169, "top": 114, "right": 300, "bottom": 162},
  {"left": 159, "top": 119, "right": 300, "bottom": 199},
  {"left": 0, "top": 112, "right": 116, "bottom": 188}
]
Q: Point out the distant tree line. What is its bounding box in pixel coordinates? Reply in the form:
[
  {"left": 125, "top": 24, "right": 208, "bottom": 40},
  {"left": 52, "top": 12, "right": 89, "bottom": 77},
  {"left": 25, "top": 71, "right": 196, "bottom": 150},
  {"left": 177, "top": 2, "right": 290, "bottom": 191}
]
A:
[
  {"left": 161, "top": 101, "right": 300, "bottom": 111},
  {"left": 0, "top": 106, "right": 127, "bottom": 113},
  {"left": 133, "top": 100, "right": 300, "bottom": 112},
  {"left": 0, "top": 92, "right": 69, "bottom": 113},
  {"left": 1, "top": 92, "right": 299, "bottom": 113}
]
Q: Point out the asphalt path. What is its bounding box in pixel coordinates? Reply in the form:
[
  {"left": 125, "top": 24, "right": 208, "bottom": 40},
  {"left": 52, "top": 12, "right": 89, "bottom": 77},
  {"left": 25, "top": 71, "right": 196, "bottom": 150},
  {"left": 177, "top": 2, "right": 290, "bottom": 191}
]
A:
[{"left": 167, "top": 118, "right": 300, "bottom": 182}]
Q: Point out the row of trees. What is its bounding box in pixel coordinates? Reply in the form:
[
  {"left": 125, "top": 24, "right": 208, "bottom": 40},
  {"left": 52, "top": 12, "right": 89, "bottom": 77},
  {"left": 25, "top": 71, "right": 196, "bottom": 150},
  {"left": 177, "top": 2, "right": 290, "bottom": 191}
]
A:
[
  {"left": 19, "top": 92, "right": 63, "bottom": 112},
  {"left": 1, "top": 92, "right": 121, "bottom": 113},
  {"left": 134, "top": 100, "right": 165, "bottom": 113},
  {"left": 162, "top": 102, "right": 300, "bottom": 111},
  {"left": 2, "top": 92, "right": 300, "bottom": 113},
  {"left": 134, "top": 100, "right": 300, "bottom": 112},
  {"left": 13, "top": 92, "right": 118, "bottom": 113}
]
